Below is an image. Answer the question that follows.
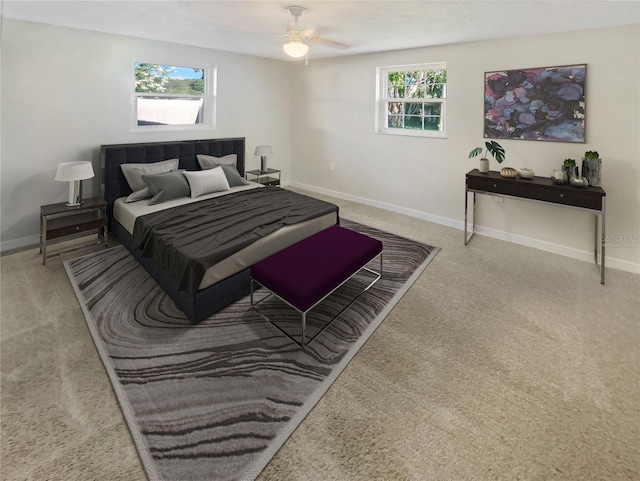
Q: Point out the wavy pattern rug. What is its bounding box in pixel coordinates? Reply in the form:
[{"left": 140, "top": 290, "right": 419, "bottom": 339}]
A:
[{"left": 64, "top": 220, "right": 439, "bottom": 481}]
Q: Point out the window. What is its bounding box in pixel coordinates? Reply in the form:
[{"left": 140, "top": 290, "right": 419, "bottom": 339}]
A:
[
  {"left": 376, "top": 63, "right": 446, "bottom": 138},
  {"left": 132, "top": 63, "right": 216, "bottom": 131}
]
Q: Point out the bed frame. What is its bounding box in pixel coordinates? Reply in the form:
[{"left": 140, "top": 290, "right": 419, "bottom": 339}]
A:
[{"left": 99, "top": 138, "right": 249, "bottom": 323}]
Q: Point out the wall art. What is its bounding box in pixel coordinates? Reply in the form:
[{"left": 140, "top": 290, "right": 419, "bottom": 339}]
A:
[{"left": 484, "top": 64, "right": 586, "bottom": 142}]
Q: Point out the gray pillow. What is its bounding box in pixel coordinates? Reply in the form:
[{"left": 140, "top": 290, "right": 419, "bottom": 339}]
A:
[
  {"left": 121, "top": 158, "right": 179, "bottom": 202},
  {"left": 219, "top": 164, "right": 249, "bottom": 187},
  {"left": 142, "top": 170, "right": 190, "bottom": 205},
  {"left": 197, "top": 154, "right": 237, "bottom": 169}
]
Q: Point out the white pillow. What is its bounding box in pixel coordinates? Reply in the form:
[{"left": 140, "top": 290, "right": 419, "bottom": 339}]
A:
[
  {"left": 121, "top": 158, "right": 179, "bottom": 202},
  {"left": 196, "top": 154, "right": 237, "bottom": 170},
  {"left": 183, "top": 167, "right": 230, "bottom": 198}
]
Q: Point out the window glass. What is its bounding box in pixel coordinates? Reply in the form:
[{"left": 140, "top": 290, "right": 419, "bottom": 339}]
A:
[
  {"left": 133, "top": 63, "right": 215, "bottom": 130},
  {"left": 376, "top": 63, "right": 446, "bottom": 138}
]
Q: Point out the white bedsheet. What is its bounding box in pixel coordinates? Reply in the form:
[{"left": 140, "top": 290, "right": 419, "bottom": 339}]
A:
[{"left": 113, "top": 184, "right": 337, "bottom": 289}]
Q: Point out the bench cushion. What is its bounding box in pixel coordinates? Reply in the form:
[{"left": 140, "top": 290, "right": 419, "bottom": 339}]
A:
[{"left": 251, "top": 225, "right": 383, "bottom": 312}]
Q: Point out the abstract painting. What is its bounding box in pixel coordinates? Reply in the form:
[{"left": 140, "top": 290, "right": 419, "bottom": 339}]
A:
[{"left": 484, "top": 64, "right": 586, "bottom": 142}]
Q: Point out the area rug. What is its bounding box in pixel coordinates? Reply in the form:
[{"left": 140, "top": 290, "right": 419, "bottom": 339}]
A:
[{"left": 64, "top": 219, "right": 439, "bottom": 481}]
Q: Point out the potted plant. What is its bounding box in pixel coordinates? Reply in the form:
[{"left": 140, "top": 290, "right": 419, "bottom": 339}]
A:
[
  {"left": 469, "top": 141, "right": 505, "bottom": 174},
  {"left": 582, "top": 150, "right": 601, "bottom": 187},
  {"left": 563, "top": 158, "right": 577, "bottom": 182}
]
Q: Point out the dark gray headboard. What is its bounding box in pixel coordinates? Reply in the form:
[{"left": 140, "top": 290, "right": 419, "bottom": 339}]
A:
[{"left": 100, "top": 137, "right": 245, "bottom": 226}]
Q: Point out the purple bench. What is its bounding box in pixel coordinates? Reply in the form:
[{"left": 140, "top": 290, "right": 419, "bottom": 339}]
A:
[{"left": 250, "top": 225, "right": 383, "bottom": 348}]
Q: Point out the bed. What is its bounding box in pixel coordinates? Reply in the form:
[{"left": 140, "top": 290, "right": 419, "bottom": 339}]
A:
[{"left": 100, "top": 138, "right": 339, "bottom": 323}]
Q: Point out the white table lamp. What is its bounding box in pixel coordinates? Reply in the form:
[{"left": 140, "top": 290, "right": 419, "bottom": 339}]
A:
[
  {"left": 55, "top": 161, "right": 94, "bottom": 206},
  {"left": 254, "top": 146, "right": 273, "bottom": 173}
]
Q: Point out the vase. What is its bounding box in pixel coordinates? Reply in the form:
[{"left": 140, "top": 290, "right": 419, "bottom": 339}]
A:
[
  {"left": 563, "top": 165, "right": 578, "bottom": 181},
  {"left": 551, "top": 169, "right": 568, "bottom": 184},
  {"left": 582, "top": 157, "right": 602, "bottom": 187},
  {"left": 479, "top": 158, "right": 489, "bottom": 173}
]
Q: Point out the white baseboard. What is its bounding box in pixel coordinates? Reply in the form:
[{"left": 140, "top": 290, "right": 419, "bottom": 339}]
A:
[
  {"left": 1, "top": 188, "right": 93, "bottom": 254},
  {"left": 1, "top": 234, "right": 40, "bottom": 253},
  {"left": 4, "top": 183, "right": 637, "bottom": 275},
  {"left": 289, "top": 181, "right": 460, "bottom": 229},
  {"left": 289, "top": 181, "right": 640, "bottom": 275}
]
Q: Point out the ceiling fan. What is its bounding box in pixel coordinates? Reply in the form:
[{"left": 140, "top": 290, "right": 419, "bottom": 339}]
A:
[{"left": 281, "top": 5, "right": 348, "bottom": 59}]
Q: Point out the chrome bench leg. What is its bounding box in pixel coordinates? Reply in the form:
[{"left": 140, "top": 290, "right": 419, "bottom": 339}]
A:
[
  {"left": 252, "top": 251, "right": 383, "bottom": 349},
  {"left": 301, "top": 311, "right": 306, "bottom": 349}
]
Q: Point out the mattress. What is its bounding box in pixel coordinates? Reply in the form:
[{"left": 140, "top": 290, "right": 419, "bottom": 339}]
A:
[{"left": 113, "top": 183, "right": 338, "bottom": 290}]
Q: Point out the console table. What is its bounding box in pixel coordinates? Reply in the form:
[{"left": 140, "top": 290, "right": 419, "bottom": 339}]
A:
[{"left": 464, "top": 169, "right": 606, "bottom": 284}]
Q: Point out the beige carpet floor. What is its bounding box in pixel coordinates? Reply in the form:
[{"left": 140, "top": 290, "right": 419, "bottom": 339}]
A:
[{"left": 2, "top": 188, "right": 639, "bottom": 480}]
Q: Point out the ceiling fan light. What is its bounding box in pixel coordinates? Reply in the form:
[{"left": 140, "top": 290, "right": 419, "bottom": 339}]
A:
[{"left": 283, "top": 40, "right": 309, "bottom": 58}]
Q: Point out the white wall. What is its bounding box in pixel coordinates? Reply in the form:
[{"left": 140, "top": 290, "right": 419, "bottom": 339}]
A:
[
  {"left": 290, "top": 24, "right": 640, "bottom": 272},
  {"left": 0, "top": 19, "right": 294, "bottom": 250},
  {"left": 2, "top": 20, "right": 639, "bottom": 273}
]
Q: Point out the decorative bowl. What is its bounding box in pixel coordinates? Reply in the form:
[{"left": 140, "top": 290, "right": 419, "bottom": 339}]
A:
[
  {"left": 518, "top": 168, "right": 535, "bottom": 179},
  {"left": 500, "top": 167, "right": 518, "bottom": 179},
  {"left": 569, "top": 176, "right": 589, "bottom": 188}
]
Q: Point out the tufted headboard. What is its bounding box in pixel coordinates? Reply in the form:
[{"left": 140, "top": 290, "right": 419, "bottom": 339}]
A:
[{"left": 100, "top": 137, "right": 245, "bottom": 227}]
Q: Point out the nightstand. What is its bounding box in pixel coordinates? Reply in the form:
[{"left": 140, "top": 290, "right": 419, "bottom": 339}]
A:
[
  {"left": 40, "top": 197, "right": 108, "bottom": 264},
  {"left": 245, "top": 168, "right": 281, "bottom": 187}
]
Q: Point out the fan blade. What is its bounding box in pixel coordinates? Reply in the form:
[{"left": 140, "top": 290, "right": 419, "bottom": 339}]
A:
[
  {"left": 287, "top": 21, "right": 314, "bottom": 35},
  {"left": 309, "top": 37, "right": 349, "bottom": 49}
]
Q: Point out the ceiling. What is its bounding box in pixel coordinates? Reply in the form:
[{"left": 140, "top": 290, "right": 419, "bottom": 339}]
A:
[{"left": 3, "top": 1, "right": 639, "bottom": 61}]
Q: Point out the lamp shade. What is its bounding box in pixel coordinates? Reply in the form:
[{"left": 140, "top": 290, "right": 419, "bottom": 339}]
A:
[
  {"left": 254, "top": 146, "right": 273, "bottom": 157},
  {"left": 283, "top": 40, "right": 309, "bottom": 58},
  {"left": 55, "top": 161, "right": 94, "bottom": 181}
]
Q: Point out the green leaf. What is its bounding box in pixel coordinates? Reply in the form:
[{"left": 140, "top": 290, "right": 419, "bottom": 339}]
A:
[
  {"left": 469, "top": 147, "right": 483, "bottom": 158},
  {"left": 485, "top": 141, "right": 505, "bottom": 163}
]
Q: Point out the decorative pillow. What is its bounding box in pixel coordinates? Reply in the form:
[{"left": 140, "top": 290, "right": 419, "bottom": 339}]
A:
[
  {"left": 183, "top": 167, "right": 230, "bottom": 198},
  {"left": 142, "top": 170, "right": 190, "bottom": 205},
  {"left": 121, "top": 158, "right": 179, "bottom": 202},
  {"left": 196, "top": 154, "right": 237, "bottom": 170},
  {"left": 219, "top": 164, "right": 249, "bottom": 187}
]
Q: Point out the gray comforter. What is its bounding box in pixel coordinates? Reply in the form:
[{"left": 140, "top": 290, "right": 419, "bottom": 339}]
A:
[{"left": 132, "top": 187, "right": 339, "bottom": 295}]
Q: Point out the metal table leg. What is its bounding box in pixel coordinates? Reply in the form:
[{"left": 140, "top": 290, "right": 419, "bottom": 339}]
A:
[
  {"left": 41, "top": 215, "right": 47, "bottom": 265},
  {"left": 593, "top": 200, "right": 605, "bottom": 285},
  {"left": 600, "top": 198, "right": 606, "bottom": 284},
  {"left": 465, "top": 190, "right": 476, "bottom": 245}
]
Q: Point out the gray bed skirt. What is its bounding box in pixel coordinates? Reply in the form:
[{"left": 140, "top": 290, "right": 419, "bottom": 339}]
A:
[{"left": 112, "top": 220, "right": 251, "bottom": 323}]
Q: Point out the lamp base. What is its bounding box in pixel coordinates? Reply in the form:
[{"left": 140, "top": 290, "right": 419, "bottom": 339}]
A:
[
  {"left": 67, "top": 180, "right": 83, "bottom": 206},
  {"left": 260, "top": 156, "right": 267, "bottom": 173}
]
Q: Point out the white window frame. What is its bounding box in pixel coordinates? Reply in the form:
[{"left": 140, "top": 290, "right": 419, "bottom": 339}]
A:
[
  {"left": 375, "top": 62, "right": 447, "bottom": 138},
  {"left": 131, "top": 62, "right": 216, "bottom": 133}
]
